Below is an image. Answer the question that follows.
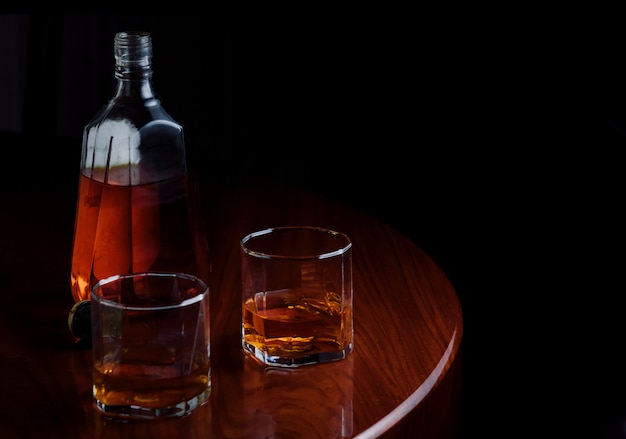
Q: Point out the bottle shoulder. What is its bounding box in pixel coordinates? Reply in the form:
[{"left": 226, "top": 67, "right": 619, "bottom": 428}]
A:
[{"left": 85, "top": 99, "right": 182, "bottom": 132}]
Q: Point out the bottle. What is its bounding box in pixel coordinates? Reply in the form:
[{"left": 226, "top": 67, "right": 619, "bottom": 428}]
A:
[{"left": 70, "top": 30, "right": 210, "bottom": 303}]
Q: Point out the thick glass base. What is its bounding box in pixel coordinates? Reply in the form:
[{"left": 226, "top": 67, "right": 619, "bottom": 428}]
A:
[
  {"left": 243, "top": 341, "right": 353, "bottom": 368},
  {"left": 94, "top": 387, "right": 211, "bottom": 420}
]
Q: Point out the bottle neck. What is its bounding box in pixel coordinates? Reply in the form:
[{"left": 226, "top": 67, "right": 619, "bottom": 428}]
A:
[
  {"left": 113, "top": 31, "right": 157, "bottom": 101},
  {"left": 114, "top": 77, "right": 157, "bottom": 101}
]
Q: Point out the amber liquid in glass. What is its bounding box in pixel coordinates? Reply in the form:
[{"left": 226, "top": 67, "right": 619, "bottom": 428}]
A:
[
  {"left": 70, "top": 170, "right": 208, "bottom": 302},
  {"left": 92, "top": 306, "right": 210, "bottom": 413},
  {"left": 93, "top": 352, "right": 210, "bottom": 411},
  {"left": 243, "top": 287, "right": 352, "bottom": 362}
]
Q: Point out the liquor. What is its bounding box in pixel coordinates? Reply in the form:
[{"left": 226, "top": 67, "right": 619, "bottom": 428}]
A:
[
  {"left": 240, "top": 226, "right": 353, "bottom": 367},
  {"left": 242, "top": 287, "right": 353, "bottom": 364},
  {"left": 70, "top": 169, "right": 208, "bottom": 302},
  {"left": 92, "top": 353, "right": 210, "bottom": 413},
  {"left": 91, "top": 272, "right": 211, "bottom": 418}
]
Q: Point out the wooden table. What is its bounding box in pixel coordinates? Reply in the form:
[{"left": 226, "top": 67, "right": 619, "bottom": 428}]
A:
[{"left": 0, "top": 172, "right": 463, "bottom": 438}]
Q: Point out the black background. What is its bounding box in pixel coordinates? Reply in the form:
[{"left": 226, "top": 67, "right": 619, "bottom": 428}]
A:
[{"left": 1, "top": 12, "right": 624, "bottom": 437}]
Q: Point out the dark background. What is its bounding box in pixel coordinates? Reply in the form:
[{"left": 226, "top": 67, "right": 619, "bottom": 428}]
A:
[{"left": 1, "top": 13, "right": 624, "bottom": 437}]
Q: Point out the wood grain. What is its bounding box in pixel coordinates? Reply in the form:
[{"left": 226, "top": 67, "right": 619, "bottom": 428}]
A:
[{"left": 0, "top": 179, "right": 463, "bottom": 438}]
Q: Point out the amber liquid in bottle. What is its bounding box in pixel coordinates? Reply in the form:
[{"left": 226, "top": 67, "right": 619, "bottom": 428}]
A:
[{"left": 71, "top": 168, "right": 207, "bottom": 302}]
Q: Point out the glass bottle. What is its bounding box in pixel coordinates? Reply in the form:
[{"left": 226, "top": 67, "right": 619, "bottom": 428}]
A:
[{"left": 70, "top": 30, "right": 210, "bottom": 303}]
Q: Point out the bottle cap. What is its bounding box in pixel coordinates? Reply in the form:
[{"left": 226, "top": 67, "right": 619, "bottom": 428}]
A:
[{"left": 68, "top": 300, "right": 91, "bottom": 343}]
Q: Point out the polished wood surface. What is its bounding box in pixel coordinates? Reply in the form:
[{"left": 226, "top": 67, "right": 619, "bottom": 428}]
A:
[{"left": 0, "top": 167, "right": 463, "bottom": 438}]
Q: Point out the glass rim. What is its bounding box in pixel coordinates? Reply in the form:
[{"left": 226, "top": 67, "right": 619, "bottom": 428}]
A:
[
  {"left": 91, "top": 271, "right": 208, "bottom": 311},
  {"left": 240, "top": 226, "right": 352, "bottom": 260}
]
